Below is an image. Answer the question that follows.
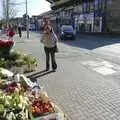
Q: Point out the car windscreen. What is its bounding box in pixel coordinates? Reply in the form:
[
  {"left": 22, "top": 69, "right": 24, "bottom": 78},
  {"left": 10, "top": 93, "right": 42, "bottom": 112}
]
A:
[{"left": 62, "top": 26, "right": 73, "bottom": 31}]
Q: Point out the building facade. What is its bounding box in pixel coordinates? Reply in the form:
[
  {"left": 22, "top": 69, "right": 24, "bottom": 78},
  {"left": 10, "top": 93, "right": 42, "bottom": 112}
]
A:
[{"left": 47, "top": 0, "right": 120, "bottom": 33}]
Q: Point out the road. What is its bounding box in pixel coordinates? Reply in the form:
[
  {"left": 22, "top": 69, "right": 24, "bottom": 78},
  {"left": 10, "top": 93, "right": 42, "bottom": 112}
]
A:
[{"left": 14, "top": 32, "right": 120, "bottom": 120}]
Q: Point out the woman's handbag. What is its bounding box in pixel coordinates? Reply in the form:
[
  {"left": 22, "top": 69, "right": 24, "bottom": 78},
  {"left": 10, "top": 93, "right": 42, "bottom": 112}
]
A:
[
  {"left": 52, "top": 30, "right": 58, "bottom": 53},
  {"left": 54, "top": 44, "right": 58, "bottom": 53}
]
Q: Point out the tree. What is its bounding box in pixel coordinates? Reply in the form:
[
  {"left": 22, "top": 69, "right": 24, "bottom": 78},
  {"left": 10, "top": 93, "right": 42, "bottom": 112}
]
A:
[
  {"left": 9, "top": 1, "right": 20, "bottom": 19},
  {"left": 2, "top": 0, "right": 20, "bottom": 21}
]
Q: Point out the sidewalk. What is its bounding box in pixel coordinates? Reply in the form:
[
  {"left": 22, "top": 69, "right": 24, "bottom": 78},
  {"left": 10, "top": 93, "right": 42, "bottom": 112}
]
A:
[{"left": 15, "top": 32, "right": 120, "bottom": 120}]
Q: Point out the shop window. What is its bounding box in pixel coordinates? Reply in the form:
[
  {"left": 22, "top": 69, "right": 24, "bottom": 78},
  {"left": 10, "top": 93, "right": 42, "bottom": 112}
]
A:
[
  {"left": 94, "top": 0, "right": 99, "bottom": 11},
  {"left": 82, "top": 1, "right": 90, "bottom": 13},
  {"left": 89, "top": 2, "right": 94, "bottom": 11},
  {"left": 96, "top": 19, "right": 100, "bottom": 26},
  {"left": 98, "top": 0, "right": 102, "bottom": 10}
]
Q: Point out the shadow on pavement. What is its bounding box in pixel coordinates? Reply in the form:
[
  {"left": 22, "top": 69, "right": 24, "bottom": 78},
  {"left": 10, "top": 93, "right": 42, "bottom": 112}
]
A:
[
  {"left": 61, "top": 34, "right": 120, "bottom": 50},
  {"left": 27, "top": 70, "right": 54, "bottom": 81}
]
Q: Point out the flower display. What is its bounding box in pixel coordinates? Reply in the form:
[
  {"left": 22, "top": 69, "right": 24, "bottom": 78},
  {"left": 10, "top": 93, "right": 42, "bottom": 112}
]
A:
[
  {"left": 0, "top": 71, "right": 59, "bottom": 120},
  {"left": 0, "top": 40, "right": 14, "bottom": 47},
  {"left": 0, "top": 40, "right": 5, "bottom": 46},
  {"left": 5, "top": 40, "right": 14, "bottom": 46},
  {"left": 0, "top": 39, "right": 14, "bottom": 58}
]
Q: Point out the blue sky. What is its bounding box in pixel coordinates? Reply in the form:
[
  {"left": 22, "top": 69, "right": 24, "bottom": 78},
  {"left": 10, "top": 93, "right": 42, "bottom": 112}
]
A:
[{"left": 0, "top": 0, "right": 51, "bottom": 18}]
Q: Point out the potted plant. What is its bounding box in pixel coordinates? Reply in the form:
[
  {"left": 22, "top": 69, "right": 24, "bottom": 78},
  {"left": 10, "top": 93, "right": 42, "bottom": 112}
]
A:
[
  {"left": 0, "top": 40, "right": 14, "bottom": 59},
  {"left": 23, "top": 55, "right": 37, "bottom": 72}
]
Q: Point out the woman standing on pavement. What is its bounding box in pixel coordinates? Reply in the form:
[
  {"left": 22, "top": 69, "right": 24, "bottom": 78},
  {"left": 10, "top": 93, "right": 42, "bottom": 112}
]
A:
[
  {"left": 18, "top": 24, "right": 22, "bottom": 38},
  {"left": 41, "top": 21, "right": 57, "bottom": 72},
  {"left": 8, "top": 24, "right": 15, "bottom": 40}
]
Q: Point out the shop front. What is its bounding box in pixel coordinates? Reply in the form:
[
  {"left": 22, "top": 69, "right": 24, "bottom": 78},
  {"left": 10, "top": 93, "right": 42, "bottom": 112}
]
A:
[
  {"left": 74, "top": 11, "right": 104, "bottom": 33},
  {"left": 93, "top": 11, "right": 103, "bottom": 32},
  {"left": 74, "top": 13, "right": 94, "bottom": 32},
  {"left": 73, "top": 0, "right": 104, "bottom": 33}
]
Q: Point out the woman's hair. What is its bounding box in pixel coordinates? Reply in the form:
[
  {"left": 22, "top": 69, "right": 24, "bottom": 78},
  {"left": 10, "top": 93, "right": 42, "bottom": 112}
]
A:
[{"left": 44, "top": 25, "right": 52, "bottom": 33}]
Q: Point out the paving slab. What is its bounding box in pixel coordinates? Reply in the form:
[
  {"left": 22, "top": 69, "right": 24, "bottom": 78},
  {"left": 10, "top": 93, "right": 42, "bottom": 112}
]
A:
[{"left": 15, "top": 32, "right": 120, "bottom": 120}]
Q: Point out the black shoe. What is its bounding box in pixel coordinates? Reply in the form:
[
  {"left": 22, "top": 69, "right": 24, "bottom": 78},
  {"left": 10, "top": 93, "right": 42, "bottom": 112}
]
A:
[
  {"left": 52, "top": 68, "right": 56, "bottom": 72},
  {"left": 46, "top": 68, "right": 49, "bottom": 71}
]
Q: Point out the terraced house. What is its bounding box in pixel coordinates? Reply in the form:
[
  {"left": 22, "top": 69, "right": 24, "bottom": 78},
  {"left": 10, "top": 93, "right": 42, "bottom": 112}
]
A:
[{"left": 47, "top": 0, "right": 120, "bottom": 33}]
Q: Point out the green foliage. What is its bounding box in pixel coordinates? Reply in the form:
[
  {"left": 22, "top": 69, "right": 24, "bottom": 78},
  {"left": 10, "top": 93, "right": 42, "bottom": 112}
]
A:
[
  {"left": 0, "top": 50, "right": 38, "bottom": 73},
  {"left": 0, "top": 89, "right": 33, "bottom": 120},
  {"left": 8, "top": 51, "right": 22, "bottom": 61},
  {"left": 14, "top": 60, "right": 25, "bottom": 67},
  {"left": 23, "top": 55, "right": 37, "bottom": 65},
  {"left": 0, "top": 58, "right": 6, "bottom": 68}
]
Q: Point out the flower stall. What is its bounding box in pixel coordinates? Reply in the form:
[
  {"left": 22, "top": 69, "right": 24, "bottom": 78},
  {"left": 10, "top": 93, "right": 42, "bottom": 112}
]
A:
[
  {"left": 0, "top": 39, "right": 66, "bottom": 120},
  {"left": 0, "top": 39, "right": 38, "bottom": 73},
  {"left": 0, "top": 39, "right": 14, "bottom": 59},
  {"left": 0, "top": 68, "right": 66, "bottom": 120}
]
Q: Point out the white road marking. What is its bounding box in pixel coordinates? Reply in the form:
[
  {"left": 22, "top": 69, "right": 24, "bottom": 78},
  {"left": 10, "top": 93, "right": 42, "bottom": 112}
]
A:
[
  {"left": 93, "top": 66, "right": 116, "bottom": 75},
  {"left": 82, "top": 61, "right": 103, "bottom": 67},
  {"left": 81, "top": 60, "right": 117, "bottom": 75},
  {"left": 101, "top": 61, "right": 114, "bottom": 68}
]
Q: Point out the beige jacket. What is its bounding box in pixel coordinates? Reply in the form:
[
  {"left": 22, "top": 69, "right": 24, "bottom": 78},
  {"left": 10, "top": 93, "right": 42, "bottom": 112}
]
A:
[{"left": 41, "top": 33, "right": 56, "bottom": 48}]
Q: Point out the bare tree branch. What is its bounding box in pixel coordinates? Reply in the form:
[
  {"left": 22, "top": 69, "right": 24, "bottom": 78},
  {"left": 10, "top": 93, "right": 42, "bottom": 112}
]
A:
[{"left": 3, "top": 0, "right": 20, "bottom": 19}]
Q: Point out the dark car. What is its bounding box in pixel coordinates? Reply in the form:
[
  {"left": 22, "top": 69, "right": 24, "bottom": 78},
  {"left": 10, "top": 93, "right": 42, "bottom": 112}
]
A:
[{"left": 60, "top": 25, "right": 76, "bottom": 40}]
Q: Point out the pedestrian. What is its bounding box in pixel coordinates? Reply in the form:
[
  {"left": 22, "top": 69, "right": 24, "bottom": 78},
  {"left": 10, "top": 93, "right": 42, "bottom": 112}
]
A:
[
  {"left": 8, "top": 24, "right": 15, "bottom": 40},
  {"left": 18, "top": 24, "right": 22, "bottom": 38},
  {"left": 41, "top": 21, "right": 58, "bottom": 72}
]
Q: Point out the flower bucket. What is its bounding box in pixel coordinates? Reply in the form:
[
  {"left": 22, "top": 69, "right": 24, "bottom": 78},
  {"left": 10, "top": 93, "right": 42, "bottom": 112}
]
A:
[
  {"left": 0, "top": 40, "right": 14, "bottom": 59},
  {"left": 24, "top": 64, "right": 37, "bottom": 73},
  {"left": 35, "top": 105, "right": 65, "bottom": 120}
]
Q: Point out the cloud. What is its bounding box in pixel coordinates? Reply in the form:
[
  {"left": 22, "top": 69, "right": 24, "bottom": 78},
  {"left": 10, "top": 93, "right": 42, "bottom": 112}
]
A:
[{"left": 17, "top": 0, "right": 51, "bottom": 17}]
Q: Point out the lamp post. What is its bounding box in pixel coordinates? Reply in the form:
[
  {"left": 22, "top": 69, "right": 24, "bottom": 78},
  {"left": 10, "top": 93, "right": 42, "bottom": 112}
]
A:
[
  {"left": 26, "top": 0, "right": 29, "bottom": 39},
  {"left": 6, "top": 0, "right": 9, "bottom": 26}
]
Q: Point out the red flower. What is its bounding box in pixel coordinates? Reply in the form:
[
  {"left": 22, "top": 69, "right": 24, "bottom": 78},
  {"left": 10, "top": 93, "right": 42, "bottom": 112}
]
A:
[
  {"left": 4, "top": 40, "right": 14, "bottom": 46},
  {"left": 0, "top": 40, "right": 5, "bottom": 46},
  {"left": 7, "top": 82, "right": 18, "bottom": 93}
]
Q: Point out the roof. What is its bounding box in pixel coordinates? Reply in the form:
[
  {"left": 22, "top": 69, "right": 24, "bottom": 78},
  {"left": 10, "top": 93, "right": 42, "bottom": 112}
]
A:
[
  {"left": 46, "top": 0, "right": 54, "bottom": 3},
  {"left": 48, "top": 0, "right": 94, "bottom": 10}
]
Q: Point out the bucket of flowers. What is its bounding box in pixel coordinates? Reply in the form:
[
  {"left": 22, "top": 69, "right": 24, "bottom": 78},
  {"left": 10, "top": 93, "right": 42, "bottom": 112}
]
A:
[{"left": 0, "top": 39, "right": 14, "bottom": 59}]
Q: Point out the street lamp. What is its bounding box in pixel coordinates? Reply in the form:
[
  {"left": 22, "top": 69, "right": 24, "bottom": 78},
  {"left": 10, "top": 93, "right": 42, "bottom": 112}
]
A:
[
  {"left": 6, "top": 0, "right": 9, "bottom": 26},
  {"left": 26, "top": 0, "right": 29, "bottom": 39}
]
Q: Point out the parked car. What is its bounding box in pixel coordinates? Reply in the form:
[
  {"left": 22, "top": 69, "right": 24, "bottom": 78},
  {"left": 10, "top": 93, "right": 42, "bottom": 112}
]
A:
[{"left": 60, "top": 25, "right": 76, "bottom": 40}]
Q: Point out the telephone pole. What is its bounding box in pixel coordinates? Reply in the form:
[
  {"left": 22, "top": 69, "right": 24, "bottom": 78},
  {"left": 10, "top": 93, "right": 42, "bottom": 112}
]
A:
[
  {"left": 26, "top": 0, "right": 29, "bottom": 39},
  {"left": 6, "top": 0, "right": 9, "bottom": 25}
]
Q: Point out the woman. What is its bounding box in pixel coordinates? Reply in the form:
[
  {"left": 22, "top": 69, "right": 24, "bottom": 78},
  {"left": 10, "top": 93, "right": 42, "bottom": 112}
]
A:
[
  {"left": 8, "top": 25, "right": 15, "bottom": 40},
  {"left": 18, "top": 24, "right": 22, "bottom": 38},
  {"left": 41, "top": 23, "right": 57, "bottom": 72}
]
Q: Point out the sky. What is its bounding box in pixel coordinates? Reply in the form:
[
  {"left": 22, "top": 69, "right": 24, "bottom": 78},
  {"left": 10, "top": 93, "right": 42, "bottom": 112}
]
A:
[
  {"left": 0, "top": 0, "right": 3, "bottom": 19},
  {"left": 0, "top": 0, "right": 51, "bottom": 18}
]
